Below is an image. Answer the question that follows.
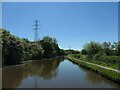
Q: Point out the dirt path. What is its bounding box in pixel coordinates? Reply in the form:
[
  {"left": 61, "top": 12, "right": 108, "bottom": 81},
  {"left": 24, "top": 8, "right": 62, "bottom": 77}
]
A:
[{"left": 68, "top": 57, "right": 120, "bottom": 74}]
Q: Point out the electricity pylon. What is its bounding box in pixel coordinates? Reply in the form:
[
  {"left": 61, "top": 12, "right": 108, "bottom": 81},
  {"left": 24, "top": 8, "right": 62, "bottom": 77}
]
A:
[{"left": 33, "top": 20, "right": 40, "bottom": 41}]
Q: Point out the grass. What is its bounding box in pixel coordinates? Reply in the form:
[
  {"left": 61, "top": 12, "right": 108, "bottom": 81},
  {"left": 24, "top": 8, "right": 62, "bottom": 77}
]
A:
[
  {"left": 66, "top": 55, "right": 120, "bottom": 83},
  {"left": 68, "top": 54, "right": 119, "bottom": 69}
]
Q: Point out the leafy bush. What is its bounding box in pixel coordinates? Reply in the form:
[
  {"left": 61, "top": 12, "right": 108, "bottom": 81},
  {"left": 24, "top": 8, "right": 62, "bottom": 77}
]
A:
[
  {"left": 81, "top": 49, "right": 87, "bottom": 55},
  {"left": 1, "top": 29, "right": 65, "bottom": 66},
  {"left": 2, "top": 30, "right": 25, "bottom": 65},
  {"left": 99, "top": 56, "right": 120, "bottom": 64},
  {"left": 93, "top": 51, "right": 106, "bottom": 61},
  {"left": 83, "top": 41, "right": 102, "bottom": 57}
]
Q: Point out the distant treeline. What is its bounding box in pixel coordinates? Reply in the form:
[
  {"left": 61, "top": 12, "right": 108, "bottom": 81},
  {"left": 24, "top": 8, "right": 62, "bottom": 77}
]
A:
[
  {"left": 1, "top": 29, "right": 65, "bottom": 66},
  {"left": 81, "top": 41, "right": 120, "bottom": 56},
  {"left": 70, "top": 41, "right": 120, "bottom": 69}
]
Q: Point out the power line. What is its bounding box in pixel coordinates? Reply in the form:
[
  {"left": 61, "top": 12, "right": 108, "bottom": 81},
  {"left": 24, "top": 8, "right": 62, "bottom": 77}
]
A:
[
  {"left": 3, "top": 14, "right": 31, "bottom": 28},
  {"left": 3, "top": 6, "right": 35, "bottom": 28},
  {"left": 3, "top": 6, "right": 33, "bottom": 23}
]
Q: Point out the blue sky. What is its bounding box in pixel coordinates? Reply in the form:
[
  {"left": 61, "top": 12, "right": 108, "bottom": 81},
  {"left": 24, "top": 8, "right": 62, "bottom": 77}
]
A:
[{"left": 2, "top": 2, "right": 118, "bottom": 50}]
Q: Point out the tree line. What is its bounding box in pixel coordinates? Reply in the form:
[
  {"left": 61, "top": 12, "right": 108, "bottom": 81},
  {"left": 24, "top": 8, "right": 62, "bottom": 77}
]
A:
[
  {"left": 81, "top": 41, "right": 120, "bottom": 56},
  {"left": 71, "top": 41, "right": 120, "bottom": 69},
  {"left": 1, "top": 28, "right": 119, "bottom": 67},
  {"left": 1, "top": 29, "right": 65, "bottom": 66}
]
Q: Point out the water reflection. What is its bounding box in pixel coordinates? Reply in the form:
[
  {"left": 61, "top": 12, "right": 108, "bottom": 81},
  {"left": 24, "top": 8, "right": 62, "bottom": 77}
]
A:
[
  {"left": 2, "top": 57, "right": 119, "bottom": 88},
  {"left": 2, "top": 57, "right": 64, "bottom": 88},
  {"left": 69, "top": 61, "right": 120, "bottom": 88},
  {"left": 84, "top": 68, "right": 120, "bottom": 88}
]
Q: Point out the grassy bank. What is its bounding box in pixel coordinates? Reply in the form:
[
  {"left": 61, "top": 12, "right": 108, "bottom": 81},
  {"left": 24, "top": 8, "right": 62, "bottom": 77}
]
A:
[
  {"left": 69, "top": 54, "right": 119, "bottom": 69},
  {"left": 66, "top": 55, "right": 120, "bottom": 83}
]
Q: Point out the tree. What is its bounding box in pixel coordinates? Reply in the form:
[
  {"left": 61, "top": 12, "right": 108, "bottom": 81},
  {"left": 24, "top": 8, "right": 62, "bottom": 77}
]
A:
[
  {"left": 40, "top": 36, "right": 61, "bottom": 58},
  {"left": 29, "top": 43, "right": 44, "bottom": 59},
  {"left": 2, "top": 29, "right": 25, "bottom": 65},
  {"left": 81, "top": 49, "right": 87, "bottom": 55},
  {"left": 102, "top": 42, "right": 116, "bottom": 56},
  {"left": 83, "top": 41, "right": 102, "bottom": 58},
  {"left": 115, "top": 42, "right": 120, "bottom": 56},
  {"left": 2, "top": 29, "right": 63, "bottom": 66}
]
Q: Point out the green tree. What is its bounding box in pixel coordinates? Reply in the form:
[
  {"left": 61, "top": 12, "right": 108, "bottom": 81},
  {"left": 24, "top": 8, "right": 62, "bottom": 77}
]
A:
[
  {"left": 40, "top": 36, "right": 61, "bottom": 58},
  {"left": 102, "top": 42, "right": 112, "bottom": 56},
  {"left": 83, "top": 41, "right": 102, "bottom": 58},
  {"left": 1, "top": 29, "right": 64, "bottom": 66},
  {"left": 29, "top": 43, "right": 44, "bottom": 59},
  {"left": 115, "top": 42, "right": 120, "bottom": 56},
  {"left": 81, "top": 49, "right": 87, "bottom": 55},
  {"left": 2, "top": 29, "right": 25, "bottom": 65}
]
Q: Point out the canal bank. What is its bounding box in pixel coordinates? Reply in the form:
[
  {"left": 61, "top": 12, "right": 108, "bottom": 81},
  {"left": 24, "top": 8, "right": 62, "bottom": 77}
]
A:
[
  {"left": 2, "top": 57, "right": 120, "bottom": 88},
  {"left": 66, "top": 56, "right": 120, "bottom": 83}
]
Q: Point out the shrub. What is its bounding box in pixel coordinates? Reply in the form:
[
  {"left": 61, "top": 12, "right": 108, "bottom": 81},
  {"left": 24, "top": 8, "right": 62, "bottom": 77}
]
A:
[
  {"left": 1, "top": 29, "right": 64, "bottom": 66},
  {"left": 83, "top": 41, "right": 102, "bottom": 57},
  {"left": 2, "top": 30, "right": 25, "bottom": 65}
]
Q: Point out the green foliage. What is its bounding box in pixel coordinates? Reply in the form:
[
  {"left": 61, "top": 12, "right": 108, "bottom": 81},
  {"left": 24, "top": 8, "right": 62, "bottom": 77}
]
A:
[
  {"left": 40, "top": 36, "right": 61, "bottom": 58},
  {"left": 40, "top": 40, "right": 54, "bottom": 58},
  {"left": 2, "top": 29, "right": 25, "bottom": 65},
  {"left": 68, "top": 53, "right": 119, "bottom": 69},
  {"left": 81, "top": 49, "right": 87, "bottom": 55},
  {"left": 2, "top": 29, "right": 65, "bottom": 66},
  {"left": 102, "top": 42, "right": 113, "bottom": 56},
  {"left": 69, "top": 54, "right": 80, "bottom": 58},
  {"left": 29, "top": 43, "right": 44, "bottom": 59},
  {"left": 64, "top": 50, "right": 80, "bottom": 55},
  {"left": 83, "top": 41, "right": 102, "bottom": 58},
  {"left": 98, "top": 56, "right": 120, "bottom": 64},
  {"left": 59, "top": 49, "right": 65, "bottom": 55},
  {"left": 81, "top": 41, "right": 120, "bottom": 69},
  {"left": 93, "top": 51, "right": 106, "bottom": 61},
  {"left": 116, "top": 42, "right": 120, "bottom": 56},
  {"left": 102, "top": 42, "right": 120, "bottom": 56},
  {"left": 83, "top": 41, "right": 120, "bottom": 57}
]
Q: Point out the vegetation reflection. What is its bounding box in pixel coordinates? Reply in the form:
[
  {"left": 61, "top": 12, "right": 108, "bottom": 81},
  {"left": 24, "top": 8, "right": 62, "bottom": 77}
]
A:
[{"left": 2, "top": 57, "right": 64, "bottom": 88}]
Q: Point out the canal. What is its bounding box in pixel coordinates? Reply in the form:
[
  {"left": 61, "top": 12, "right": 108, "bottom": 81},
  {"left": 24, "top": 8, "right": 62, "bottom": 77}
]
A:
[{"left": 2, "top": 57, "right": 119, "bottom": 88}]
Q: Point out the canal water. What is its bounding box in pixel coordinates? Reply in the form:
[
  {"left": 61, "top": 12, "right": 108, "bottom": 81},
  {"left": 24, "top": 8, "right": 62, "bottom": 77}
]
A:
[{"left": 2, "top": 57, "right": 119, "bottom": 88}]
